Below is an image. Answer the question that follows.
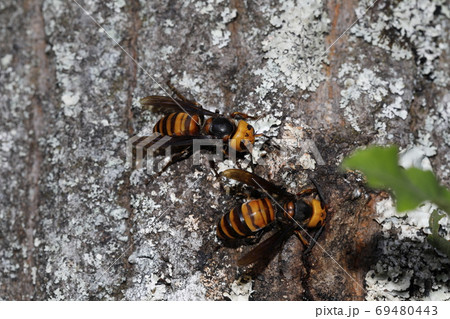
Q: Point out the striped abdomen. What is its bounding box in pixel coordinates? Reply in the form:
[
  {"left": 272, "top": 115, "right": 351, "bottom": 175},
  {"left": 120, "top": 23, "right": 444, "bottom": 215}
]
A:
[
  {"left": 153, "top": 112, "right": 200, "bottom": 136},
  {"left": 216, "top": 198, "right": 275, "bottom": 240}
]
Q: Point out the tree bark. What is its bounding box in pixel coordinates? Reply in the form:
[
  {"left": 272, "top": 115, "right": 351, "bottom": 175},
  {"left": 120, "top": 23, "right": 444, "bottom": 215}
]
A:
[{"left": 1, "top": 0, "right": 448, "bottom": 300}]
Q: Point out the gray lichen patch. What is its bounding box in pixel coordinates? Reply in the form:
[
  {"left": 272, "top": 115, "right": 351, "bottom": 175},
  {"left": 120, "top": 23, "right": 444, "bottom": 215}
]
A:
[
  {"left": 365, "top": 147, "right": 450, "bottom": 300},
  {"left": 254, "top": 0, "right": 329, "bottom": 97},
  {"left": 223, "top": 276, "right": 253, "bottom": 301},
  {"left": 19, "top": 0, "right": 137, "bottom": 300},
  {"left": 336, "top": 0, "right": 449, "bottom": 183},
  {"left": 338, "top": 63, "right": 389, "bottom": 132},
  {"left": 366, "top": 197, "right": 450, "bottom": 301},
  {"left": 352, "top": 0, "right": 448, "bottom": 79}
]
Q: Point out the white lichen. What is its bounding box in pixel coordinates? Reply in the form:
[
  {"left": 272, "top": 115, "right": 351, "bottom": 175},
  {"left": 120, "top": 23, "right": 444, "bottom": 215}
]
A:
[
  {"left": 339, "top": 64, "right": 389, "bottom": 132},
  {"left": 366, "top": 146, "right": 450, "bottom": 300},
  {"left": 223, "top": 276, "right": 253, "bottom": 301},
  {"left": 352, "top": 0, "right": 448, "bottom": 78},
  {"left": 1, "top": 53, "right": 13, "bottom": 67},
  {"left": 254, "top": 0, "right": 329, "bottom": 97}
]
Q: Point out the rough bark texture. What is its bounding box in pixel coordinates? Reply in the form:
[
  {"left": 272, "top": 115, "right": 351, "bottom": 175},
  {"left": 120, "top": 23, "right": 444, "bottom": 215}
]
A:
[{"left": 1, "top": 0, "right": 449, "bottom": 300}]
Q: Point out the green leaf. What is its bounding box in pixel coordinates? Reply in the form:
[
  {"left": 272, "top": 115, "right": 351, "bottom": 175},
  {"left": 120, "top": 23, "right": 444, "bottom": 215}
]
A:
[
  {"left": 393, "top": 181, "right": 427, "bottom": 212},
  {"left": 404, "top": 168, "right": 450, "bottom": 213},
  {"left": 341, "top": 146, "right": 401, "bottom": 189},
  {"left": 342, "top": 145, "right": 450, "bottom": 258},
  {"left": 341, "top": 145, "right": 450, "bottom": 215},
  {"left": 427, "top": 210, "right": 450, "bottom": 258},
  {"left": 429, "top": 209, "right": 445, "bottom": 235}
]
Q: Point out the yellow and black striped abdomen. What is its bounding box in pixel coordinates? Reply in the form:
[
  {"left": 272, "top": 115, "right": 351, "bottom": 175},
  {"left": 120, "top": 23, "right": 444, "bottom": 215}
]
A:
[
  {"left": 216, "top": 198, "right": 275, "bottom": 240},
  {"left": 153, "top": 112, "right": 200, "bottom": 136}
]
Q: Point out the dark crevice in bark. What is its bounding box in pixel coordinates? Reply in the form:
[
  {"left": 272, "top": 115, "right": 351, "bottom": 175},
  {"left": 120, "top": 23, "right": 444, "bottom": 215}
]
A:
[
  {"left": 23, "top": 0, "right": 53, "bottom": 300},
  {"left": 115, "top": 0, "right": 142, "bottom": 299}
]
